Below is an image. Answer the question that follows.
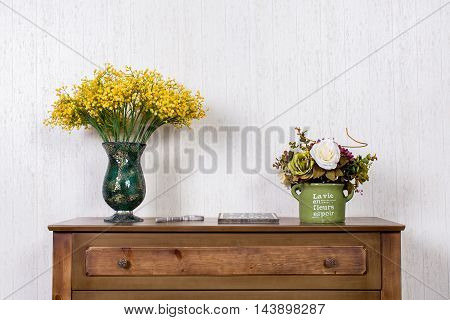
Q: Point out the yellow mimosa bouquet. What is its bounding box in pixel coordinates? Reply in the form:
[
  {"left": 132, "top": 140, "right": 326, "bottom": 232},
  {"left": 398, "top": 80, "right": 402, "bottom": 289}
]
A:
[{"left": 45, "top": 64, "right": 206, "bottom": 143}]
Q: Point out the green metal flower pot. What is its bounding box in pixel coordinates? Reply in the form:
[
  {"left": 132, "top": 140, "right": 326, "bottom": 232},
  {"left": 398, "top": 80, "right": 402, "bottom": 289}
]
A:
[
  {"left": 102, "top": 142, "right": 146, "bottom": 223},
  {"left": 291, "top": 183, "right": 354, "bottom": 224}
]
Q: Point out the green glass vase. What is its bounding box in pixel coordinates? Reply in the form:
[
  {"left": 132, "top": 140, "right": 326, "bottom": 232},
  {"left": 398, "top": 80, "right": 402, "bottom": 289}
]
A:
[
  {"left": 291, "top": 183, "right": 354, "bottom": 224},
  {"left": 102, "top": 142, "right": 146, "bottom": 223}
]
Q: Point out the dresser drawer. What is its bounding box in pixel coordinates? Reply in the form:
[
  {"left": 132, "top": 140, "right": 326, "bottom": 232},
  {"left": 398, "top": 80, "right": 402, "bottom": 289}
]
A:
[
  {"left": 85, "top": 246, "right": 367, "bottom": 276},
  {"left": 72, "top": 232, "right": 381, "bottom": 290},
  {"left": 72, "top": 290, "right": 380, "bottom": 300}
]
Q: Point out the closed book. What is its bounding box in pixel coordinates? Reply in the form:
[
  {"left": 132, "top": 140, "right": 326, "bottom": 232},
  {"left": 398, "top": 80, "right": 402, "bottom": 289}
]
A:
[{"left": 218, "top": 213, "right": 279, "bottom": 224}]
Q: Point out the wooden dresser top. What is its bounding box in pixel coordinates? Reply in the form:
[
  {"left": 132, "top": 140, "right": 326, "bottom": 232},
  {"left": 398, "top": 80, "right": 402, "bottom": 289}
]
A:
[{"left": 48, "top": 217, "right": 405, "bottom": 232}]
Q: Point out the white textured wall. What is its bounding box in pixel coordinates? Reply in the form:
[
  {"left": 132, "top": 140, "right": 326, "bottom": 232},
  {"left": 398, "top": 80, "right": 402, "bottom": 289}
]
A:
[{"left": 0, "top": 0, "right": 449, "bottom": 299}]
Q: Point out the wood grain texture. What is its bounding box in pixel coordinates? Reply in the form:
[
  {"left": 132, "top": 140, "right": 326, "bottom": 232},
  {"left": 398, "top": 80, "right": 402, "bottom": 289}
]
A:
[
  {"left": 11, "top": 0, "right": 38, "bottom": 300},
  {"left": 36, "top": 0, "right": 62, "bottom": 300},
  {"left": 343, "top": 0, "right": 373, "bottom": 217},
  {"left": 271, "top": 0, "right": 299, "bottom": 215},
  {"left": 85, "top": 246, "right": 367, "bottom": 276},
  {"left": 392, "top": 0, "right": 424, "bottom": 300},
  {"left": 296, "top": 0, "right": 322, "bottom": 142},
  {"left": 443, "top": 0, "right": 450, "bottom": 301},
  {"left": 0, "top": 0, "right": 14, "bottom": 299},
  {"left": 82, "top": 0, "right": 110, "bottom": 219},
  {"left": 72, "top": 232, "right": 381, "bottom": 290},
  {"left": 154, "top": 0, "right": 181, "bottom": 217},
  {"left": 72, "top": 290, "right": 381, "bottom": 300},
  {"left": 131, "top": 0, "right": 158, "bottom": 219},
  {"left": 200, "top": 0, "right": 227, "bottom": 215},
  {"left": 415, "top": 0, "right": 448, "bottom": 300},
  {"left": 178, "top": 0, "right": 204, "bottom": 217},
  {"left": 367, "top": 0, "right": 397, "bottom": 222},
  {"left": 0, "top": 0, "right": 446, "bottom": 299},
  {"left": 52, "top": 233, "right": 72, "bottom": 300},
  {"left": 381, "top": 232, "right": 401, "bottom": 300},
  {"left": 48, "top": 216, "right": 405, "bottom": 232},
  {"left": 320, "top": 0, "right": 346, "bottom": 140},
  {"left": 58, "top": 0, "right": 86, "bottom": 225},
  {"left": 107, "top": 0, "right": 130, "bottom": 66},
  {"left": 223, "top": 0, "right": 253, "bottom": 213}
]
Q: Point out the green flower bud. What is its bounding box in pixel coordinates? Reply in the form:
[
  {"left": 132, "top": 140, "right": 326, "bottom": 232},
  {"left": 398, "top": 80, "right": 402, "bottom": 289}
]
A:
[{"left": 288, "top": 151, "right": 315, "bottom": 179}]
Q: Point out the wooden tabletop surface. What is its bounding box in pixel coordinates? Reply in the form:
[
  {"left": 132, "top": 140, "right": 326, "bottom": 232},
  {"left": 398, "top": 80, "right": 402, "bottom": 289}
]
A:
[{"left": 48, "top": 217, "right": 405, "bottom": 232}]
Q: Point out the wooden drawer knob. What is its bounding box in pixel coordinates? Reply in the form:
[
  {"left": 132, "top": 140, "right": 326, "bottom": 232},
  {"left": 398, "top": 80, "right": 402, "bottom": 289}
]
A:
[
  {"left": 324, "top": 257, "right": 337, "bottom": 268},
  {"left": 117, "top": 258, "right": 129, "bottom": 269}
]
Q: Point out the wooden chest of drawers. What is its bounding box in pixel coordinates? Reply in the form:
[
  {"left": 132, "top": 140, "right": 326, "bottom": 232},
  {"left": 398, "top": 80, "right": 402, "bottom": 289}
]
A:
[{"left": 48, "top": 217, "right": 404, "bottom": 300}]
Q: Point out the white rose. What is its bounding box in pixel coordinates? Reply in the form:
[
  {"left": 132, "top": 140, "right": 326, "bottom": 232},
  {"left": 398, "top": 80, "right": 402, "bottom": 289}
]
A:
[{"left": 310, "top": 139, "right": 341, "bottom": 170}]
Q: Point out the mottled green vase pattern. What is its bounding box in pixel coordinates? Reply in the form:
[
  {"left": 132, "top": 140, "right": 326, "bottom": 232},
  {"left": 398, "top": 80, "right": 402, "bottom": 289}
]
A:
[
  {"left": 102, "top": 142, "right": 146, "bottom": 223},
  {"left": 291, "top": 183, "right": 354, "bottom": 224}
]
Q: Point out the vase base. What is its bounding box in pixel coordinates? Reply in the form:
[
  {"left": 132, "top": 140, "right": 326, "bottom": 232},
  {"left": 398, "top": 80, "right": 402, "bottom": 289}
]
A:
[
  {"left": 104, "top": 211, "right": 144, "bottom": 223},
  {"left": 300, "top": 220, "right": 345, "bottom": 224}
]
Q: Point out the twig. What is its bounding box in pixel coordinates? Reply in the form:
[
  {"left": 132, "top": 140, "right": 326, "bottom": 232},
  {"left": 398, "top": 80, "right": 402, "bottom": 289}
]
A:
[{"left": 341, "top": 128, "right": 368, "bottom": 148}]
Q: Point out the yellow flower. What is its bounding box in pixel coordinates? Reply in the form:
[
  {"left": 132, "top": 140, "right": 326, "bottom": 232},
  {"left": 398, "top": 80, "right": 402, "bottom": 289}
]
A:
[{"left": 44, "top": 64, "right": 206, "bottom": 143}]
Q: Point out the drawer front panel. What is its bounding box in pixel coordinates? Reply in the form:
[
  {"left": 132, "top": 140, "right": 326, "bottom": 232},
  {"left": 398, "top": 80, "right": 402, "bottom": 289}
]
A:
[
  {"left": 73, "top": 290, "right": 380, "bottom": 300},
  {"left": 73, "top": 232, "right": 380, "bottom": 290},
  {"left": 85, "top": 246, "right": 367, "bottom": 276}
]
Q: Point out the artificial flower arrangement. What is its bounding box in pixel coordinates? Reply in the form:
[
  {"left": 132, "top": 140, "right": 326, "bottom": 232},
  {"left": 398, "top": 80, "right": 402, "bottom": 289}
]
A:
[
  {"left": 45, "top": 64, "right": 206, "bottom": 223},
  {"left": 274, "top": 127, "right": 377, "bottom": 194},
  {"left": 45, "top": 64, "right": 206, "bottom": 143},
  {"left": 274, "top": 128, "right": 377, "bottom": 223}
]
